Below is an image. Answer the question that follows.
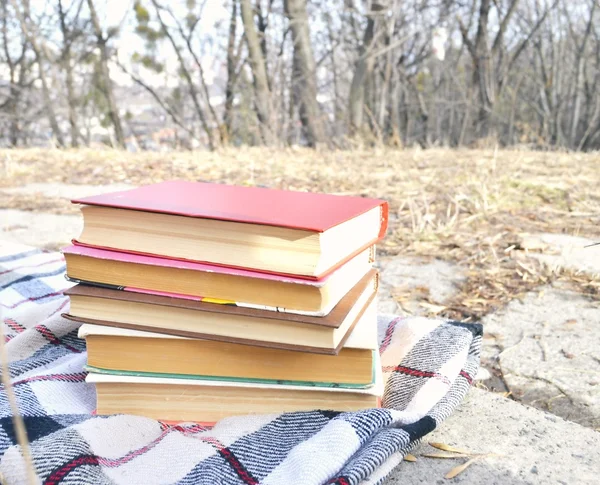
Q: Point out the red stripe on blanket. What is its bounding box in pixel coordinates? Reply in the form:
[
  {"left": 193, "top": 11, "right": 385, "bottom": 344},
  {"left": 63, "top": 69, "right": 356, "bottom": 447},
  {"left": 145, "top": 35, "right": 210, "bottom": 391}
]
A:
[
  {"left": 9, "top": 373, "right": 87, "bottom": 387},
  {"left": 35, "top": 323, "right": 82, "bottom": 354},
  {"left": 0, "top": 257, "right": 64, "bottom": 276},
  {"left": 1, "top": 290, "right": 69, "bottom": 309},
  {"left": 460, "top": 370, "right": 473, "bottom": 385},
  {"left": 96, "top": 423, "right": 208, "bottom": 467},
  {"left": 384, "top": 365, "right": 452, "bottom": 386},
  {"left": 379, "top": 316, "right": 403, "bottom": 354},
  {"left": 182, "top": 435, "right": 258, "bottom": 484},
  {"left": 4, "top": 318, "right": 25, "bottom": 333},
  {"left": 326, "top": 477, "right": 350, "bottom": 485},
  {"left": 217, "top": 447, "right": 259, "bottom": 485},
  {"left": 45, "top": 427, "right": 207, "bottom": 482},
  {"left": 45, "top": 455, "right": 100, "bottom": 485}
]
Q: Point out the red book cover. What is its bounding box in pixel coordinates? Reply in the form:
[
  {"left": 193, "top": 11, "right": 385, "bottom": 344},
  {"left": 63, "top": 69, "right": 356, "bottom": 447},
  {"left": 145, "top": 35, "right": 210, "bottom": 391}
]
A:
[{"left": 71, "top": 181, "right": 388, "bottom": 236}]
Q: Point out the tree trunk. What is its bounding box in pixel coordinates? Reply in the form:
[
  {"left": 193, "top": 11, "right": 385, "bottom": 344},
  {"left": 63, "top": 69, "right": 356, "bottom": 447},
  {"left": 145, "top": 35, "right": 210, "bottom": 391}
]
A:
[
  {"left": 2, "top": 0, "right": 20, "bottom": 146},
  {"left": 255, "top": 0, "right": 269, "bottom": 88},
  {"left": 64, "top": 58, "right": 79, "bottom": 147},
  {"left": 58, "top": 0, "right": 81, "bottom": 147},
  {"left": 6, "top": 67, "right": 19, "bottom": 146},
  {"left": 240, "top": 0, "right": 276, "bottom": 145},
  {"left": 389, "top": 70, "right": 402, "bottom": 146},
  {"left": 86, "top": 0, "right": 125, "bottom": 148},
  {"left": 569, "top": 1, "right": 596, "bottom": 148},
  {"left": 284, "top": 0, "right": 325, "bottom": 147},
  {"left": 348, "top": 1, "right": 386, "bottom": 136},
  {"left": 473, "top": 0, "right": 493, "bottom": 137},
  {"left": 326, "top": 18, "right": 341, "bottom": 127},
  {"left": 223, "top": 0, "right": 238, "bottom": 142},
  {"left": 378, "top": 20, "right": 393, "bottom": 131}
]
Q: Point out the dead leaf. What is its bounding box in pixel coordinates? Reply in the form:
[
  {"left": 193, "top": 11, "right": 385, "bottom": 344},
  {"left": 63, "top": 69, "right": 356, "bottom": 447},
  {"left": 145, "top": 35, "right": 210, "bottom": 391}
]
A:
[
  {"left": 404, "top": 454, "right": 417, "bottom": 462},
  {"left": 419, "top": 302, "right": 447, "bottom": 313},
  {"left": 422, "top": 452, "right": 469, "bottom": 459},
  {"left": 564, "top": 319, "right": 577, "bottom": 325},
  {"left": 444, "top": 456, "right": 482, "bottom": 479},
  {"left": 429, "top": 442, "right": 472, "bottom": 454}
]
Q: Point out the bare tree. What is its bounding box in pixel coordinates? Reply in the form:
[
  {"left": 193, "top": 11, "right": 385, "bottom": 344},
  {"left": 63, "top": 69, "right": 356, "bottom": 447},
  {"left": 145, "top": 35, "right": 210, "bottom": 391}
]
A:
[
  {"left": 458, "top": 0, "right": 518, "bottom": 137},
  {"left": 566, "top": 0, "right": 597, "bottom": 148},
  {"left": 57, "top": 0, "right": 85, "bottom": 147},
  {"left": 133, "top": 0, "right": 218, "bottom": 149},
  {"left": 459, "top": 0, "right": 557, "bottom": 138},
  {"left": 9, "top": 0, "right": 65, "bottom": 147},
  {"left": 223, "top": 0, "right": 241, "bottom": 142},
  {"left": 86, "top": 0, "right": 125, "bottom": 148},
  {"left": 240, "top": 0, "right": 276, "bottom": 145},
  {"left": 348, "top": 1, "right": 387, "bottom": 136},
  {"left": 0, "top": 0, "right": 33, "bottom": 146},
  {"left": 116, "top": 60, "right": 196, "bottom": 143},
  {"left": 284, "top": 0, "right": 325, "bottom": 146}
]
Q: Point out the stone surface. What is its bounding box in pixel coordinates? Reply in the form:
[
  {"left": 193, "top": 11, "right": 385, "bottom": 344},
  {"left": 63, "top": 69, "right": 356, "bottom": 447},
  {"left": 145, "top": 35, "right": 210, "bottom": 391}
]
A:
[
  {"left": 0, "top": 183, "right": 134, "bottom": 249},
  {"left": 385, "top": 388, "right": 600, "bottom": 484},
  {"left": 0, "top": 209, "right": 81, "bottom": 249},
  {"left": 522, "top": 233, "right": 600, "bottom": 276},
  {"left": 1, "top": 183, "right": 134, "bottom": 200},
  {"left": 481, "top": 287, "right": 600, "bottom": 428},
  {"left": 376, "top": 257, "right": 465, "bottom": 316}
]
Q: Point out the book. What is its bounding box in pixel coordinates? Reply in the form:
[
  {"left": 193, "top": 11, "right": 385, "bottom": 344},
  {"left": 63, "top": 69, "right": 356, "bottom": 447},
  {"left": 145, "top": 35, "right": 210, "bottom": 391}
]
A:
[
  {"left": 71, "top": 181, "right": 388, "bottom": 278},
  {"left": 62, "top": 244, "right": 375, "bottom": 316},
  {"left": 88, "top": 358, "right": 383, "bottom": 422},
  {"left": 78, "top": 300, "right": 377, "bottom": 387},
  {"left": 64, "top": 270, "right": 378, "bottom": 354}
]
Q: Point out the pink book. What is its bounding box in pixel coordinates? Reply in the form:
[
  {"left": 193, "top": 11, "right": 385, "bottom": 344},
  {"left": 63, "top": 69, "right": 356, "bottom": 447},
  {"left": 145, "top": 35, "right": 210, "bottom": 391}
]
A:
[{"left": 62, "top": 244, "right": 375, "bottom": 316}]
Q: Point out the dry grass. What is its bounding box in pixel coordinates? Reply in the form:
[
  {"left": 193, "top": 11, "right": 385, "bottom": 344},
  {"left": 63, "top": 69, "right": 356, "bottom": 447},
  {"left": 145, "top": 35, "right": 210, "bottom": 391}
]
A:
[{"left": 1, "top": 146, "right": 599, "bottom": 319}]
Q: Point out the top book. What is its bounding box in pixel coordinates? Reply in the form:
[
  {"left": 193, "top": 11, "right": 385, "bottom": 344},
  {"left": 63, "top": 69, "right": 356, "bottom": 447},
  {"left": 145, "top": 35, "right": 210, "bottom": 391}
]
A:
[{"left": 72, "top": 181, "right": 388, "bottom": 279}]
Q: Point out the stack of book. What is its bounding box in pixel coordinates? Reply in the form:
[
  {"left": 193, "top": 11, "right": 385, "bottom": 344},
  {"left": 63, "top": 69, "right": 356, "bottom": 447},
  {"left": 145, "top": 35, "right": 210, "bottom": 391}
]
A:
[{"left": 63, "top": 181, "right": 388, "bottom": 422}]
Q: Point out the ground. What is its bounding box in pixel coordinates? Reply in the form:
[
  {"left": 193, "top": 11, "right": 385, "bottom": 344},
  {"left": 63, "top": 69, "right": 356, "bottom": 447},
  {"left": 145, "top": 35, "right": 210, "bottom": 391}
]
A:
[{"left": 1, "top": 147, "right": 599, "bottom": 483}]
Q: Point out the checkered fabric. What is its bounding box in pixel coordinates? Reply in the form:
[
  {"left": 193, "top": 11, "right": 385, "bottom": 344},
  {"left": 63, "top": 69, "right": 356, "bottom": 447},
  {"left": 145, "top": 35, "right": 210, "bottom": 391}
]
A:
[{"left": 0, "top": 242, "right": 481, "bottom": 485}]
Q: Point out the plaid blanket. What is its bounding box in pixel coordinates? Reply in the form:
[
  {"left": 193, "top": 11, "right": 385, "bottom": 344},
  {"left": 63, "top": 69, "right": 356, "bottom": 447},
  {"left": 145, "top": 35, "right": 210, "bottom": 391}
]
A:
[{"left": 0, "top": 242, "right": 482, "bottom": 485}]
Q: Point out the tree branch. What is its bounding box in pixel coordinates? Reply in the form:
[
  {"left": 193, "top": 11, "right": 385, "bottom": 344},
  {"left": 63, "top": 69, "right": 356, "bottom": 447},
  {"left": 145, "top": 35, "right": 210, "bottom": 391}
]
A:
[
  {"left": 116, "top": 59, "right": 196, "bottom": 140},
  {"left": 457, "top": 17, "right": 476, "bottom": 59},
  {"left": 505, "top": 0, "right": 558, "bottom": 78},
  {"left": 150, "top": 0, "right": 215, "bottom": 149},
  {"left": 164, "top": 4, "right": 221, "bottom": 134},
  {"left": 492, "top": 0, "right": 521, "bottom": 54}
]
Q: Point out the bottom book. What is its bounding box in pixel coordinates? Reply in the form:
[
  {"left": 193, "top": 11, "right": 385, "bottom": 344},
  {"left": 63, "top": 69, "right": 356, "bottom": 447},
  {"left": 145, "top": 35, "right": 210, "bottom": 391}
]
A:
[{"left": 88, "top": 358, "right": 383, "bottom": 422}]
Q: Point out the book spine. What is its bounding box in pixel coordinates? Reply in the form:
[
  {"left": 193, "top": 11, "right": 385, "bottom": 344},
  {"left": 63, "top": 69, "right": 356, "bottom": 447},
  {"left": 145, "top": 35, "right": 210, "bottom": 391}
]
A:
[{"left": 378, "top": 202, "right": 389, "bottom": 239}]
